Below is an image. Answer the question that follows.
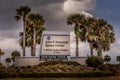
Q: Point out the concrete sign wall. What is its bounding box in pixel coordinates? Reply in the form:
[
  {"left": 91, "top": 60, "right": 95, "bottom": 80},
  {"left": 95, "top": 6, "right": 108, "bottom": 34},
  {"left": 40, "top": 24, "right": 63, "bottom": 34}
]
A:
[{"left": 40, "top": 31, "right": 70, "bottom": 60}]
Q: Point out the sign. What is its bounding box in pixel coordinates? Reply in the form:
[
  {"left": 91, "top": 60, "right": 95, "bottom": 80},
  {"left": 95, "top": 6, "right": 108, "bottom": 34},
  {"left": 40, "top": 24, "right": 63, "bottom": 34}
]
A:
[{"left": 40, "top": 31, "right": 70, "bottom": 60}]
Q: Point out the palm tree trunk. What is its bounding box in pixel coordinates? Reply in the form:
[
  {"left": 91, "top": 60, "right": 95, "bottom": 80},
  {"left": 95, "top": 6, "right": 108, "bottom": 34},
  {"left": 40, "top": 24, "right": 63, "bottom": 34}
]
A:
[
  {"left": 31, "top": 46, "right": 33, "bottom": 56},
  {"left": 76, "top": 37, "right": 79, "bottom": 57},
  {"left": 89, "top": 42, "right": 93, "bottom": 56},
  {"left": 97, "top": 45, "right": 102, "bottom": 57},
  {"left": 0, "top": 55, "right": 1, "bottom": 62},
  {"left": 23, "top": 16, "right": 26, "bottom": 56},
  {"left": 7, "top": 63, "right": 9, "bottom": 67},
  {"left": 33, "top": 28, "right": 36, "bottom": 56},
  {"left": 31, "top": 31, "right": 34, "bottom": 56}
]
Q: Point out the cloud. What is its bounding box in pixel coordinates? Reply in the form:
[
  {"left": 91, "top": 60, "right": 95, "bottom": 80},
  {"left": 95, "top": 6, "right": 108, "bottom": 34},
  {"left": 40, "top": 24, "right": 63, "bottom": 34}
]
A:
[
  {"left": 111, "top": 38, "right": 120, "bottom": 54},
  {"left": 31, "top": 0, "right": 95, "bottom": 31},
  {"left": 63, "top": 0, "right": 96, "bottom": 14},
  {"left": 0, "top": 38, "right": 20, "bottom": 50}
]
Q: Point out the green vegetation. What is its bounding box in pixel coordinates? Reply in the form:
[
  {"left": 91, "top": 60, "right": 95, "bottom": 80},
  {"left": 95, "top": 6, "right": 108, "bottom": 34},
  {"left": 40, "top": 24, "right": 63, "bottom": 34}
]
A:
[
  {"left": 97, "top": 64, "right": 110, "bottom": 72},
  {"left": 11, "top": 50, "right": 21, "bottom": 66},
  {"left": 67, "top": 14, "right": 86, "bottom": 56},
  {"left": 0, "top": 5, "right": 118, "bottom": 79},
  {"left": 0, "top": 60, "right": 120, "bottom": 78},
  {"left": 15, "top": 6, "right": 31, "bottom": 56},
  {"left": 86, "top": 56, "right": 104, "bottom": 68},
  {"left": 0, "top": 63, "right": 13, "bottom": 78},
  {"left": 67, "top": 14, "right": 115, "bottom": 57},
  {"left": 15, "top": 6, "right": 45, "bottom": 57},
  {"left": 104, "top": 55, "right": 111, "bottom": 64},
  {"left": 117, "top": 56, "right": 120, "bottom": 64},
  {"left": 5, "top": 58, "right": 11, "bottom": 67},
  {"left": 14, "top": 61, "right": 92, "bottom": 73},
  {"left": 22, "top": 13, "right": 45, "bottom": 56},
  {"left": 1, "top": 77, "right": 120, "bottom": 80}
]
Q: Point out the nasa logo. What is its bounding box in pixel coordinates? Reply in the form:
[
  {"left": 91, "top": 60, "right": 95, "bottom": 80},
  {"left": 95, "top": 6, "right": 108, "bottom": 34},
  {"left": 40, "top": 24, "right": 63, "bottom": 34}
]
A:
[{"left": 47, "top": 36, "right": 51, "bottom": 40}]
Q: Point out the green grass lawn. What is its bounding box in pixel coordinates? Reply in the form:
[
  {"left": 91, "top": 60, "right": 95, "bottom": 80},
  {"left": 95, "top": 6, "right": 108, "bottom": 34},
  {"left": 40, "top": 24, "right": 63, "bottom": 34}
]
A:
[{"left": 1, "top": 76, "right": 120, "bottom": 80}]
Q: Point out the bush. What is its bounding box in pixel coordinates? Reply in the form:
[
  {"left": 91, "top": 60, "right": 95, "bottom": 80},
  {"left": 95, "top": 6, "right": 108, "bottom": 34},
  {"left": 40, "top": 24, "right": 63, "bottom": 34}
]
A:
[
  {"left": 86, "top": 56, "right": 104, "bottom": 68},
  {"left": 0, "top": 63, "right": 2, "bottom": 66},
  {"left": 38, "top": 60, "right": 80, "bottom": 66},
  {"left": 97, "top": 64, "right": 109, "bottom": 71},
  {"left": 107, "top": 64, "right": 117, "bottom": 73},
  {"left": 0, "top": 69, "right": 11, "bottom": 78},
  {"left": 26, "top": 65, "right": 32, "bottom": 69},
  {"left": 18, "top": 72, "right": 114, "bottom": 78}
]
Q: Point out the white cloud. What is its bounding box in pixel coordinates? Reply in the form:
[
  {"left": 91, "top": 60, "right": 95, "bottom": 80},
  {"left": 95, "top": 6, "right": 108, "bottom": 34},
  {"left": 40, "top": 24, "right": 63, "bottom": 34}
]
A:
[
  {"left": 111, "top": 38, "right": 120, "bottom": 54},
  {"left": 81, "top": 11, "right": 93, "bottom": 17},
  {"left": 63, "top": 0, "right": 96, "bottom": 14},
  {"left": 0, "top": 38, "right": 21, "bottom": 50}
]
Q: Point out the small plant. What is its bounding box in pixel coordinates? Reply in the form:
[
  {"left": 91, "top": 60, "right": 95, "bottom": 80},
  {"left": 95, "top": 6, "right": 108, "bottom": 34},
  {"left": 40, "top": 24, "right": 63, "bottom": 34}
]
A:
[
  {"left": 5, "top": 58, "right": 11, "bottom": 67},
  {"left": 26, "top": 65, "right": 32, "bottom": 69},
  {"left": 86, "top": 56, "right": 104, "bottom": 68},
  {"left": 117, "top": 56, "right": 120, "bottom": 64},
  {"left": 104, "top": 55, "right": 111, "bottom": 64},
  {"left": 97, "top": 64, "right": 109, "bottom": 72}
]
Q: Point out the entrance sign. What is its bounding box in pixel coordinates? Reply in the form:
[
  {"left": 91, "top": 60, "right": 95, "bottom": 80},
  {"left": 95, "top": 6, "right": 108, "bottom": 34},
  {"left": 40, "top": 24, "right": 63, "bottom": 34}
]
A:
[{"left": 40, "top": 31, "right": 70, "bottom": 60}]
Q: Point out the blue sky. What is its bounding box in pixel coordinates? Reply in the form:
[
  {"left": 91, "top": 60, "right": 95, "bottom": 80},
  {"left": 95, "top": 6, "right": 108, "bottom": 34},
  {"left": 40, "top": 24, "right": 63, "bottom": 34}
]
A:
[
  {"left": 90, "top": 0, "right": 120, "bottom": 37},
  {"left": 0, "top": 0, "right": 120, "bottom": 64}
]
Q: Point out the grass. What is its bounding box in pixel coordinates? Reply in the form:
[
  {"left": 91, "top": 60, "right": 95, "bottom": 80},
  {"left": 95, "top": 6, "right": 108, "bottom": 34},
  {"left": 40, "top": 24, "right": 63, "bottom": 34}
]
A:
[{"left": 0, "top": 76, "right": 120, "bottom": 80}]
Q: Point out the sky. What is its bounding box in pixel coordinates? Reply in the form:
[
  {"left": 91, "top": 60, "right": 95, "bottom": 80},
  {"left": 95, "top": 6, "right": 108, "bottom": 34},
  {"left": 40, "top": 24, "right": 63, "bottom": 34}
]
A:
[{"left": 0, "top": 0, "right": 120, "bottom": 64}]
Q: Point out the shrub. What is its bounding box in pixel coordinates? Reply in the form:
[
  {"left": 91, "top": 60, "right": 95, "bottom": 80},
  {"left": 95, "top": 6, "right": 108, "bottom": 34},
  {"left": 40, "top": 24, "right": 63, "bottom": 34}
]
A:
[
  {"left": 0, "top": 69, "right": 11, "bottom": 78},
  {"left": 97, "top": 64, "right": 109, "bottom": 72},
  {"left": 18, "top": 72, "right": 114, "bottom": 78},
  {"left": 86, "top": 56, "right": 104, "bottom": 68},
  {"left": 38, "top": 60, "right": 80, "bottom": 66},
  {"left": 26, "top": 65, "right": 32, "bottom": 69},
  {"left": 107, "top": 64, "right": 117, "bottom": 73},
  {"left": 0, "top": 63, "right": 2, "bottom": 66}
]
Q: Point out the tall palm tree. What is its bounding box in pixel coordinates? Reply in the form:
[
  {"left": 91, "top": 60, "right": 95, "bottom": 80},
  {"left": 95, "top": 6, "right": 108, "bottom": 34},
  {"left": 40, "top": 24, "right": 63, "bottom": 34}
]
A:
[
  {"left": 26, "top": 13, "right": 45, "bottom": 56},
  {"left": 0, "top": 48, "right": 4, "bottom": 62},
  {"left": 15, "top": 6, "right": 31, "bottom": 56},
  {"left": 19, "top": 27, "right": 45, "bottom": 56},
  {"left": 85, "top": 17, "right": 98, "bottom": 56},
  {"left": 5, "top": 58, "right": 11, "bottom": 67},
  {"left": 96, "top": 19, "right": 115, "bottom": 57},
  {"left": 85, "top": 18, "right": 115, "bottom": 57},
  {"left": 11, "top": 50, "right": 21, "bottom": 66},
  {"left": 67, "top": 14, "right": 86, "bottom": 56}
]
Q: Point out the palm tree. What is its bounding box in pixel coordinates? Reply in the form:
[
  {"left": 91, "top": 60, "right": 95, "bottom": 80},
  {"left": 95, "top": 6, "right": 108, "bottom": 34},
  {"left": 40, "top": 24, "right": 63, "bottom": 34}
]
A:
[
  {"left": 96, "top": 19, "right": 115, "bottom": 57},
  {"left": 104, "top": 55, "right": 111, "bottom": 64},
  {"left": 117, "top": 56, "right": 120, "bottom": 64},
  {"left": 26, "top": 13, "right": 45, "bottom": 56},
  {"left": 85, "top": 18, "right": 115, "bottom": 57},
  {"left": 0, "top": 48, "right": 4, "bottom": 62},
  {"left": 15, "top": 6, "right": 31, "bottom": 56},
  {"left": 19, "top": 26, "right": 45, "bottom": 56},
  {"left": 5, "top": 58, "right": 11, "bottom": 67},
  {"left": 67, "top": 14, "right": 86, "bottom": 56},
  {"left": 85, "top": 17, "right": 98, "bottom": 56},
  {"left": 11, "top": 50, "right": 21, "bottom": 66}
]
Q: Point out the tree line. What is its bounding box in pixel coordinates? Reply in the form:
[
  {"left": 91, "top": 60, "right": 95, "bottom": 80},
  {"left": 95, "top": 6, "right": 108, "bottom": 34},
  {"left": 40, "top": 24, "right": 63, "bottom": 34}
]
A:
[
  {"left": 14, "top": 6, "right": 116, "bottom": 58},
  {"left": 0, "top": 5, "right": 119, "bottom": 66}
]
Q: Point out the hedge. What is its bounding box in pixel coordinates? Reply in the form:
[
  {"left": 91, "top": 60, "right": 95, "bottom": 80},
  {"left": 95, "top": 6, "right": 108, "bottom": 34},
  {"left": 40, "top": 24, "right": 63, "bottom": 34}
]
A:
[{"left": 18, "top": 72, "right": 115, "bottom": 78}]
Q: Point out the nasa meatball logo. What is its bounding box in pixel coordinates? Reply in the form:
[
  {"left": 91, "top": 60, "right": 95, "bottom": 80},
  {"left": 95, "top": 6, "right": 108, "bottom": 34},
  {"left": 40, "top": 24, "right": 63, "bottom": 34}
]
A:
[{"left": 47, "top": 36, "right": 51, "bottom": 40}]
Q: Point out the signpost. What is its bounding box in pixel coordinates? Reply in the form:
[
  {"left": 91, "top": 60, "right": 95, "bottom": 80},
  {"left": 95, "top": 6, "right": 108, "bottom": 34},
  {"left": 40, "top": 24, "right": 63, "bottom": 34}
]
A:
[{"left": 40, "top": 31, "right": 70, "bottom": 61}]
